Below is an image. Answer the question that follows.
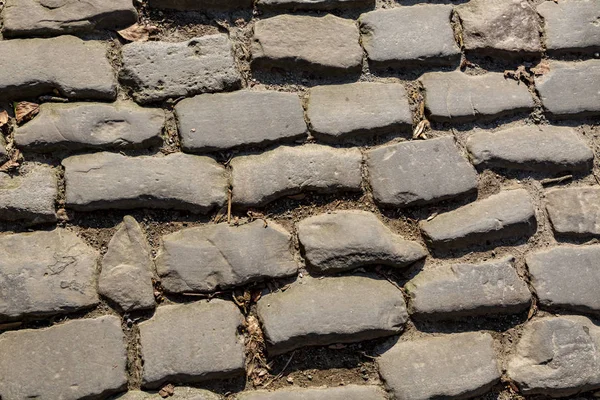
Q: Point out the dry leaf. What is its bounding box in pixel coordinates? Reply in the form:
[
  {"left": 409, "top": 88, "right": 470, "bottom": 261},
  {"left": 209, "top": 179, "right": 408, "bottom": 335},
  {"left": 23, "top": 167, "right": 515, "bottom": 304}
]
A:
[
  {"left": 531, "top": 60, "right": 551, "bottom": 76},
  {"left": 118, "top": 23, "right": 157, "bottom": 42},
  {"left": 0, "top": 110, "right": 8, "bottom": 129},
  {"left": 158, "top": 383, "right": 175, "bottom": 398},
  {"left": 0, "top": 149, "right": 21, "bottom": 172},
  {"left": 412, "top": 119, "right": 430, "bottom": 139},
  {"left": 14, "top": 102, "right": 39, "bottom": 125}
]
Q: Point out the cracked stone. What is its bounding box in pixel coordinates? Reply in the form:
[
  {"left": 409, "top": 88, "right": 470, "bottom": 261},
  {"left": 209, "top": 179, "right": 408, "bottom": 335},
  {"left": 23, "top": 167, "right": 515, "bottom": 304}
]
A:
[
  {"left": 235, "top": 385, "right": 387, "bottom": 400},
  {"left": 148, "top": 0, "right": 252, "bottom": 10},
  {"left": 545, "top": 186, "right": 600, "bottom": 237}
]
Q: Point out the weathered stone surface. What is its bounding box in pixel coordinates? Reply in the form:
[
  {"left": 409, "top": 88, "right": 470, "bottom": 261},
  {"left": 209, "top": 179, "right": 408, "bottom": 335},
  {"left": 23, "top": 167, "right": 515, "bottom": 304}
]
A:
[
  {"left": 420, "top": 189, "right": 536, "bottom": 250},
  {"left": 256, "top": 275, "right": 408, "bottom": 355},
  {"left": 15, "top": 102, "right": 164, "bottom": 152},
  {"left": 236, "top": 385, "right": 387, "bottom": 400},
  {"left": 114, "top": 388, "right": 221, "bottom": 400},
  {"left": 421, "top": 71, "right": 534, "bottom": 122},
  {"left": 378, "top": 332, "right": 500, "bottom": 400},
  {"left": 0, "top": 35, "right": 117, "bottom": 101},
  {"left": 367, "top": 137, "right": 478, "bottom": 207},
  {"left": 466, "top": 125, "right": 594, "bottom": 173},
  {"left": 176, "top": 90, "right": 306, "bottom": 152},
  {"left": 508, "top": 316, "right": 600, "bottom": 396},
  {"left": 63, "top": 152, "right": 227, "bottom": 212},
  {"left": 526, "top": 245, "right": 600, "bottom": 314},
  {"left": 252, "top": 15, "right": 363, "bottom": 75},
  {"left": 0, "top": 163, "right": 57, "bottom": 224},
  {"left": 156, "top": 220, "right": 297, "bottom": 293},
  {"left": 306, "top": 82, "right": 412, "bottom": 141},
  {"left": 359, "top": 5, "right": 461, "bottom": 67},
  {"left": 148, "top": 0, "right": 252, "bottom": 10},
  {"left": 455, "top": 0, "right": 542, "bottom": 57},
  {"left": 0, "top": 316, "right": 127, "bottom": 400},
  {"left": 297, "top": 210, "right": 426, "bottom": 273},
  {"left": 538, "top": 0, "right": 600, "bottom": 54},
  {"left": 231, "top": 145, "right": 362, "bottom": 207},
  {"left": 140, "top": 300, "right": 245, "bottom": 388},
  {"left": 0, "top": 229, "right": 98, "bottom": 321},
  {"left": 2, "top": 0, "right": 137, "bottom": 37},
  {"left": 406, "top": 256, "right": 531, "bottom": 318},
  {"left": 257, "top": 0, "right": 373, "bottom": 10},
  {"left": 99, "top": 216, "right": 155, "bottom": 312},
  {"left": 535, "top": 60, "right": 600, "bottom": 118},
  {"left": 545, "top": 187, "right": 600, "bottom": 237},
  {"left": 120, "top": 35, "right": 241, "bottom": 104}
]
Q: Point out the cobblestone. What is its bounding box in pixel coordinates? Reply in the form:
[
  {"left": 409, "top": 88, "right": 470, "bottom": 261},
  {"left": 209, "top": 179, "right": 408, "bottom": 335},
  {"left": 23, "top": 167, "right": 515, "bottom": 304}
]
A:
[
  {"left": 545, "top": 186, "right": 600, "bottom": 237},
  {"left": 236, "top": 385, "right": 387, "bottom": 400},
  {"left": 148, "top": 0, "right": 252, "bottom": 10},
  {"left": 257, "top": 0, "right": 373, "bottom": 10},
  {"left": 257, "top": 275, "right": 408, "bottom": 355},
  {"left": 115, "top": 388, "right": 221, "bottom": 400}
]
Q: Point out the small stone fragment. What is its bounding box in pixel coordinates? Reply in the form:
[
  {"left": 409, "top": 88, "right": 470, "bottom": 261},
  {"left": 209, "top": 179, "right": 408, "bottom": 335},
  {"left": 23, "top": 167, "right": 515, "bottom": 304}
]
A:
[
  {"left": 420, "top": 189, "right": 536, "bottom": 250},
  {"left": 256, "top": 275, "right": 408, "bottom": 355},
  {"left": 545, "top": 186, "right": 600, "bottom": 237},
  {"left": 176, "top": 90, "right": 306, "bottom": 152},
  {"left": 114, "top": 388, "right": 221, "bottom": 400},
  {"left": 377, "top": 332, "right": 501, "bottom": 400},
  {"left": 297, "top": 210, "right": 426, "bottom": 273},
  {"left": 257, "top": 0, "right": 373, "bottom": 10},
  {"left": 235, "top": 385, "right": 387, "bottom": 400},
  {"left": 140, "top": 300, "right": 245, "bottom": 388},
  {"left": 148, "top": 0, "right": 252, "bottom": 10}
]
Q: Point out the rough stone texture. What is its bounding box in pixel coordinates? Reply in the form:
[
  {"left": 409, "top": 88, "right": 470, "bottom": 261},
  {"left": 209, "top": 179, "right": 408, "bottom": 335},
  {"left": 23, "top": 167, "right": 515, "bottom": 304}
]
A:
[
  {"left": 257, "top": 0, "right": 373, "bottom": 10},
  {"left": 420, "top": 189, "right": 536, "bottom": 250},
  {"left": 231, "top": 145, "right": 362, "bottom": 207},
  {"left": 0, "top": 229, "right": 99, "bottom": 321},
  {"left": 0, "top": 35, "right": 117, "bottom": 101},
  {"left": 466, "top": 125, "right": 594, "bottom": 173},
  {"left": 140, "top": 300, "right": 245, "bottom": 388},
  {"left": 421, "top": 71, "right": 534, "bottom": 122},
  {"left": 251, "top": 15, "right": 363, "bottom": 75},
  {"left": 256, "top": 275, "right": 408, "bottom": 355},
  {"left": 359, "top": 5, "right": 461, "bottom": 68},
  {"left": 306, "top": 82, "right": 412, "bottom": 141},
  {"left": 98, "top": 216, "right": 155, "bottom": 312},
  {"left": 537, "top": 0, "right": 600, "bottom": 54},
  {"left": 455, "top": 0, "right": 542, "bottom": 57},
  {"left": 235, "top": 385, "right": 387, "bottom": 400},
  {"left": 120, "top": 35, "right": 241, "bottom": 104},
  {"left": 545, "top": 187, "right": 600, "bottom": 237},
  {"left": 0, "top": 163, "right": 57, "bottom": 225},
  {"left": 367, "top": 137, "right": 478, "bottom": 207},
  {"left": 406, "top": 256, "right": 531, "bottom": 319},
  {"left": 526, "top": 245, "right": 600, "bottom": 314},
  {"left": 156, "top": 220, "right": 297, "bottom": 293},
  {"left": 2, "top": 0, "right": 137, "bottom": 37},
  {"left": 176, "top": 90, "right": 306, "bottom": 152},
  {"left": 508, "top": 316, "right": 600, "bottom": 396},
  {"left": 63, "top": 152, "right": 227, "bottom": 213},
  {"left": 378, "top": 332, "right": 500, "bottom": 400},
  {"left": 148, "top": 0, "right": 252, "bottom": 10},
  {"left": 15, "top": 102, "right": 164, "bottom": 152},
  {"left": 0, "top": 316, "right": 127, "bottom": 400},
  {"left": 114, "top": 388, "right": 221, "bottom": 400},
  {"left": 535, "top": 60, "right": 600, "bottom": 118},
  {"left": 297, "top": 210, "right": 427, "bottom": 273}
]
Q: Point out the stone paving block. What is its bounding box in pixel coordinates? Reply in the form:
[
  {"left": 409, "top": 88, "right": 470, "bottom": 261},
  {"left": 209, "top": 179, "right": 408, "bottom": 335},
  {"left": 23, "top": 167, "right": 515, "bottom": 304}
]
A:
[
  {"left": 508, "top": 316, "right": 600, "bottom": 396},
  {"left": 0, "top": 229, "right": 99, "bottom": 321},
  {"left": 99, "top": 216, "right": 155, "bottom": 312},
  {"left": 63, "top": 152, "right": 227, "bottom": 213},
  {"left": 176, "top": 90, "right": 306, "bottom": 152},
  {"left": 420, "top": 189, "right": 536, "bottom": 250},
  {"left": 0, "top": 316, "right": 127, "bottom": 400},
  {"left": 378, "top": 332, "right": 501, "bottom": 400},
  {"left": 466, "top": 125, "right": 593, "bottom": 173},
  {"left": 537, "top": 0, "right": 600, "bottom": 54},
  {"left": 148, "top": 0, "right": 252, "bottom": 10},
  {"left": 231, "top": 145, "right": 362, "bottom": 207},
  {"left": 359, "top": 5, "right": 461, "bottom": 68},
  {"left": 535, "top": 60, "right": 600, "bottom": 118},
  {"left": 251, "top": 15, "right": 363, "bottom": 75},
  {"left": 257, "top": 0, "right": 373, "bottom": 10},
  {"left": 455, "top": 0, "right": 542, "bottom": 57},
  {"left": 121, "top": 35, "right": 241, "bottom": 104},
  {"left": 0, "top": 163, "right": 57, "bottom": 225},
  {"left": 256, "top": 275, "right": 408, "bottom": 355},
  {"left": 114, "top": 388, "right": 221, "bottom": 400},
  {"left": 140, "top": 300, "right": 245, "bottom": 388},
  {"left": 0, "top": 35, "right": 117, "bottom": 101},
  {"left": 15, "top": 102, "right": 164, "bottom": 152},
  {"left": 297, "top": 210, "right": 426, "bottom": 273},
  {"left": 421, "top": 71, "right": 534, "bottom": 122},
  {"left": 526, "top": 245, "right": 600, "bottom": 314},
  {"left": 545, "top": 187, "right": 600, "bottom": 237},
  {"left": 406, "top": 256, "right": 531, "bottom": 319},
  {"left": 235, "top": 385, "right": 387, "bottom": 400},
  {"left": 2, "top": 0, "right": 137, "bottom": 37},
  {"left": 156, "top": 220, "right": 297, "bottom": 293},
  {"left": 306, "top": 82, "right": 412, "bottom": 141},
  {"left": 367, "top": 137, "right": 478, "bottom": 207}
]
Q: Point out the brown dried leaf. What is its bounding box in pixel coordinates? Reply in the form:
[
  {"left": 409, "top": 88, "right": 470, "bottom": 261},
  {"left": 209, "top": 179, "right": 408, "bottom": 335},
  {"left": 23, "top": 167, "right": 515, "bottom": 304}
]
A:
[
  {"left": 0, "top": 149, "right": 21, "bottom": 172},
  {"left": 14, "top": 102, "right": 39, "bottom": 125},
  {"left": 117, "top": 23, "right": 157, "bottom": 42},
  {"left": 158, "top": 383, "right": 175, "bottom": 398},
  {"left": 412, "top": 119, "right": 430, "bottom": 139},
  {"left": 0, "top": 110, "right": 8, "bottom": 128},
  {"left": 531, "top": 60, "right": 551, "bottom": 76}
]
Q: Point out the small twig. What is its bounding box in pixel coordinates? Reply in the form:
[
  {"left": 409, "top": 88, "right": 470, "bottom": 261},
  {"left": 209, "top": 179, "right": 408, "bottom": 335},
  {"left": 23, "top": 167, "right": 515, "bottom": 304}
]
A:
[
  {"left": 263, "top": 351, "right": 296, "bottom": 388},
  {"left": 359, "top": 351, "right": 377, "bottom": 360},
  {"left": 540, "top": 175, "right": 572, "bottom": 186},
  {"left": 227, "top": 188, "right": 232, "bottom": 224}
]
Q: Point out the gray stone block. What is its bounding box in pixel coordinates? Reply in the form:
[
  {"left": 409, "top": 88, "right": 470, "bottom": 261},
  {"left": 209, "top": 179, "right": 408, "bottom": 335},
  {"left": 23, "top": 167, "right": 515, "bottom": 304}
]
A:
[
  {"left": 257, "top": 0, "right": 374, "bottom": 10},
  {"left": 545, "top": 187, "right": 600, "bottom": 237},
  {"left": 114, "top": 388, "right": 221, "bottom": 400},
  {"left": 235, "top": 385, "right": 387, "bottom": 400},
  {"left": 148, "top": 0, "right": 252, "bottom": 10}
]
